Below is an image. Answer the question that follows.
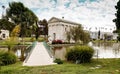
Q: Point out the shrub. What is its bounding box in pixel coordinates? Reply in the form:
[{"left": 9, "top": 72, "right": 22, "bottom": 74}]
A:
[
  {"left": 54, "top": 58, "right": 63, "bottom": 64},
  {"left": 0, "top": 50, "right": 17, "bottom": 65},
  {"left": 66, "top": 46, "right": 94, "bottom": 63},
  {"left": 30, "top": 37, "right": 35, "bottom": 42},
  {"left": 52, "top": 40, "right": 63, "bottom": 44},
  {"left": 52, "top": 40, "right": 56, "bottom": 44},
  {"left": 56, "top": 40, "right": 63, "bottom": 44}
]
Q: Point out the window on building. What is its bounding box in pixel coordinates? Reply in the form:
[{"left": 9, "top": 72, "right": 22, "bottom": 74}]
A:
[
  {"left": 53, "top": 33, "right": 56, "bottom": 40},
  {"left": 95, "top": 27, "right": 97, "bottom": 30},
  {"left": 2, "top": 34, "right": 5, "bottom": 38},
  {"left": 65, "top": 27, "right": 67, "bottom": 31}
]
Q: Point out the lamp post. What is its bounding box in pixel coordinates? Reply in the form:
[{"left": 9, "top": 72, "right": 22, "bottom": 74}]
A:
[{"left": 2, "top": 5, "right": 5, "bottom": 19}]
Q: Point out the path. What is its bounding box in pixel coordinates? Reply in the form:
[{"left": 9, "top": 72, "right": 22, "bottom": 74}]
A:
[{"left": 23, "top": 42, "right": 56, "bottom": 66}]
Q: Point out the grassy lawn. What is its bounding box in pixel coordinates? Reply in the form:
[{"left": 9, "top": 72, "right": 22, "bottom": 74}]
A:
[
  {"left": 23, "top": 37, "right": 45, "bottom": 42},
  {"left": 92, "top": 40, "right": 117, "bottom": 43},
  {"left": 1, "top": 59, "right": 120, "bottom": 74},
  {"left": 0, "top": 37, "right": 45, "bottom": 46}
]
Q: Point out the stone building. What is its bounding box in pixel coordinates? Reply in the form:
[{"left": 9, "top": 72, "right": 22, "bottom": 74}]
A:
[
  {"left": 0, "top": 29, "right": 9, "bottom": 40},
  {"left": 48, "top": 17, "right": 80, "bottom": 42},
  {"left": 48, "top": 17, "right": 117, "bottom": 42}
]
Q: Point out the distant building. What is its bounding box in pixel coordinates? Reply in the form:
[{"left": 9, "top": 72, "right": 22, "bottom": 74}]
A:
[
  {"left": 48, "top": 17, "right": 117, "bottom": 42},
  {"left": 0, "top": 29, "right": 9, "bottom": 40},
  {"left": 83, "top": 26, "right": 117, "bottom": 40}
]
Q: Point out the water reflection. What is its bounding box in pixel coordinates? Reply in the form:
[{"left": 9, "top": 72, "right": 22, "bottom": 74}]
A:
[
  {"left": 93, "top": 42, "right": 120, "bottom": 58},
  {"left": 53, "top": 47, "right": 66, "bottom": 60},
  {"left": 52, "top": 42, "right": 120, "bottom": 60}
]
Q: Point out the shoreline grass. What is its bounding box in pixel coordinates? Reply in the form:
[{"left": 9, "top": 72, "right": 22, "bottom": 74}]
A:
[{"left": 0, "top": 59, "right": 120, "bottom": 74}]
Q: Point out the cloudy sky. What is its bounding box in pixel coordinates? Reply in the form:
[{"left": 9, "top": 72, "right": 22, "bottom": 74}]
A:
[{"left": 0, "top": 0, "right": 118, "bottom": 28}]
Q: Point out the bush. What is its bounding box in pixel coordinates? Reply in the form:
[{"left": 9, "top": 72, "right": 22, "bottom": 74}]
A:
[
  {"left": 66, "top": 46, "right": 94, "bottom": 63},
  {"left": 54, "top": 58, "right": 63, "bottom": 64},
  {"left": 0, "top": 50, "right": 17, "bottom": 65},
  {"left": 52, "top": 40, "right": 63, "bottom": 44},
  {"left": 56, "top": 40, "right": 63, "bottom": 44}
]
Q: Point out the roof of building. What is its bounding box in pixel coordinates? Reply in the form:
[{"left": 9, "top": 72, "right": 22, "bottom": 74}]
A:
[{"left": 48, "top": 17, "right": 81, "bottom": 25}]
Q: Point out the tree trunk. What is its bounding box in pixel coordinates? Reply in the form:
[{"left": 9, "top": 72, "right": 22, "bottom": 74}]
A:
[{"left": 20, "top": 46, "right": 25, "bottom": 61}]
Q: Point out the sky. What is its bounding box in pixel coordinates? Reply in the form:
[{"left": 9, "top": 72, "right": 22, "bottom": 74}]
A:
[{"left": 0, "top": 0, "right": 118, "bottom": 29}]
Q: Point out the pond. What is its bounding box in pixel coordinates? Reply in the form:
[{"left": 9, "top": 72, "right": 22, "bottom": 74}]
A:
[
  {"left": 0, "top": 45, "right": 28, "bottom": 58},
  {"left": 52, "top": 42, "right": 120, "bottom": 60},
  {"left": 1, "top": 42, "right": 120, "bottom": 60}
]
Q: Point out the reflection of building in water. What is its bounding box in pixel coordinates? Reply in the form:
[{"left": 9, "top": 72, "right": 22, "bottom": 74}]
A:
[
  {"left": 53, "top": 47, "right": 66, "bottom": 60},
  {"left": 92, "top": 43, "right": 120, "bottom": 58},
  {"left": 113, "top": 43, "right": 120, "bottom": 57}
]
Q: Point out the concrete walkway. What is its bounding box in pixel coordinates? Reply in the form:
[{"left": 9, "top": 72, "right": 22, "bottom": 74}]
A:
[{"left": 23, "top": 42, "right": 56, "bottom": 66}]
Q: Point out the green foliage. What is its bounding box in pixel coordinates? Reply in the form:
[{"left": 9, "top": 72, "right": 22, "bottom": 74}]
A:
[
  {"left": 11, "top": 25, "right": 20, "bottom": 37},
  {"left": 1, "top": 59, "right": 120, "bottom": 74},
  {"left": 114, "top": 0, "right": 120, "bottom": 41},
  {"left": 66, "top": 31, "right": 71, "bottom": 43},
  {"left": 117, "top": 32, "right": 120, "bottom": 41},
  {"left": 0, "top": 19, "right": 15, "bottom": 32},
  {"left": 54, "top": 58, "right": 63, "bottom": 64},
  {"left": 6, "top": 2, "right": 38, "bottom": 37},
  {"left": 114, "top": 0, "right": 120, "bottom": 30},
  {"left": 0, "top": 50, "right": 17, "bottom": 66},
  {"left": 66, "top": 25, "right": 90, "bottom": 44},
  {"left": 38, "top": 19, "right": 48, "bottom": 35},
  {"left": 30, "top": 37, "right": 36, "bottom": 42},
  {"left": 5, "top": 37, "right": 18, "bottom": 52},
  {"left": 66, "top": 46, "right": 94, "bottom": 63}
]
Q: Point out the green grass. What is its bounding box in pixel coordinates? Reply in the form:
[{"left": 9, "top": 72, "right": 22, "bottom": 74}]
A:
[
  {"left": 23, "top": 37, "right": 45, "bottom": 42},
  {"left": 0, "top": 59, "right": 120, "bottom": 74},
  {"left": 0, "top": 37, "right": 45, "bottom": 45},
  {"left": 92, "top": 40, "right": 117, "bottom": 43}
]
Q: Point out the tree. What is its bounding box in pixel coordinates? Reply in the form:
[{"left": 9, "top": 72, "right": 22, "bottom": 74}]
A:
[
  {"left": 66, "top": 31, "right": 71, "bottom": 43},
  {"left": 0, "top": 19, "right": 15, "bottom": 32},
  {"left": 66, "top": 25, "right": 90, "bottom": 44},
  {"left": 38, "top": 19, "right": 48, "bottom": 40},
  {"left": 38, "top": 19, "right": 48, "bottom": 35},
  {"left": 113, "top": 0, "right": 120, "bottom": 41},
  {"left": 11, "top": 25, "right": 20, "bottom": 37},
  {"left": 6, "top": 2, "right": 38, "bottom": 37},
  {"left": 6, "top": 2, "right": 38, "bottom": 61},
  {"left": 42, "top": 19, "right": 48, "bottom": 36},
  {"left": 5, "top": 37, "right": 18, "bottom": 52}
]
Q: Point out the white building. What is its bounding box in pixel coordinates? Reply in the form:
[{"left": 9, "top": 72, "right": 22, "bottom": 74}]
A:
[
  {"left": 0, "top": 29, "right": 9, "bottom": 40},
  {"left": 83, "top": 25, "right": 117, "bottom": 40},
  {"left": 48, "top": 17, "right": 117, "bottom": 42},
  {"left": 48, "top": 17, "right": 80, "bottom": 42}
]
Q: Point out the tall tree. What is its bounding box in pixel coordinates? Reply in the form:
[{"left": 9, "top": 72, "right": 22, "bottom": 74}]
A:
[
  {"left": 113, "top": 0, "right": 120, "bottom": 41},
  {"left": 6, "top": 2, "right": 38, "bottom": 37},
  {"left": 113, "top": 0, "right": 120, "bottom": 31},
  {"left": 6, "top": 2, "right": 38, "bottom": 61},
  {"left": 38, "top": 19, "right": 48, "bottom": 40},
  {"left": 38, "top": 19, "right": 48, "bottom": 36},
  {"left": 0, "top": 19, "right": 15, "bottom": 32},
  {"left": 42, "top": 19, "right": 48, "bottom": 36}
]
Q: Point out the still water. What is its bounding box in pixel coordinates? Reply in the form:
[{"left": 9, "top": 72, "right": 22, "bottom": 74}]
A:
[{"left": 52, "top": 42, "right": 120, "bottom": 60}]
